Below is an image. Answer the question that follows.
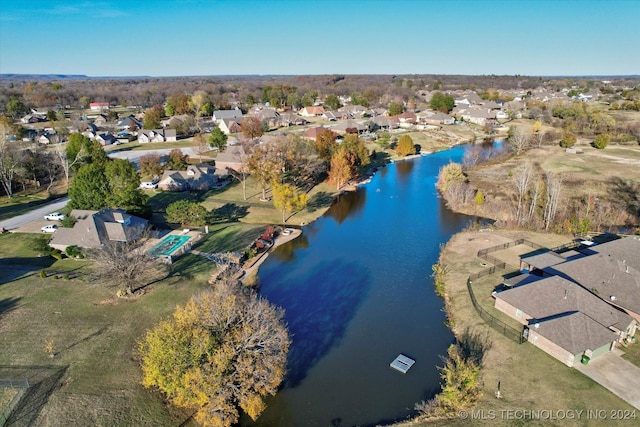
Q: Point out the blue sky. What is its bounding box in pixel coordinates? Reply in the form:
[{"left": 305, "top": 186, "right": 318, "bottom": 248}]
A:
[{"left": 1, "top": 0, "right": 638, "bottom": 77}]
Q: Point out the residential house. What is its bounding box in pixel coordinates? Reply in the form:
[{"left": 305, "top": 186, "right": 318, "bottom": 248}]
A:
[
  {"left": 213, "top": 109, "right": 243, "bottom": 123},
  {"left": 96, "top": 132, "right": 117, "bottom": 146},
  {"left": 322, "top": 111, "right": 338, "bottom": 121},
  {"left": 545, "top": 236, "right": 640, "bottom": 322},
  {"left": 117, "top": 115, "right": 143, "bottom": 131},
  {"left": 21, "top": 114, "right": 46, "bottom": 124},
  {"left": 157, "top": 164, "right": 227, "bottom": 191},
  {"left": 454, "top": 91, "right": 482, "bottom": 106},
  {"left": 299, "top": 106, "right": 325, "bottom": 117},
  {"left": 304, "top": 126, "right": 334, "bottom": 140},
  {"left": 276, "top": 112, "right": 307, "bottom": 127},
  {"left": 214, "top": 144, "right": 248, "bottom": 172},
  {"left": 138, "top": 129, "right": 177, "bottom": 143},
  {"left": 331, "top": 120, "right": 367, "bottom": 135},
  {"left": 494, "top": 275, "right": 636, "bottom": 367},
  {"left": 338, "top": 105, "right": 367, "bottom": 117},
  {"left": 89, "top": 102, "right": 110, "bottom": 111},
  {"left": 49, "top": 208, "right": 148, "bottom": 251},
  {"left": 371, "top": 115, "right": 395, "bottom": 130},
  {"left": 218, "top": 118, "right": 242, "bottom": 135},
  {"left": 420, "top": 112, "right": 454, "bottom": 126},
  {"left": 93, "top": 114, "right": 108, "bottom": 127},
  {"left": 161, "top": 114, "right": 192, "bottom": 129},
  {"left": 391, "top": 111, "right": 417, "bottom": 128}
]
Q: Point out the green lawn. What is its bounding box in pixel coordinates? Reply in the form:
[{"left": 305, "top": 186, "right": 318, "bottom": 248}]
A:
[{"left": 0, "top": 221, "right": 264, "bottom": 426}]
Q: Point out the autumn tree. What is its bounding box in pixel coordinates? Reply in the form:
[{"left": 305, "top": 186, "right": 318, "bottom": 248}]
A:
[
  {"left": 396, "top": 134, "right": 416, "bottom": 156},
  {"left": 166, "top": 148, "right": 188, "bottom": 170},
  {"left": 560, "top": 131, "right": 577, "bottom": 148},
  {"left": 143, "top": 105, "right": 164, "bottom": 129},
  {"left": 138, "top": 153, "right": 164, "bottom": 178},
  {"left": 166, "top": 200, "right": 209, "bottom": 226},
  {"left": 429, "top": 92, "right": 455, "bottom": 113},
  {"left": 139, "top": 277, "right": 290, "bottom": 427},
  {"left": 324, "top": 94, "right": 341, "bottom": 111},
  {"left": 272, "top": 182, "right": 309, "bottom": 223},
  {"left": 388, "top": 102, "right": 403, "bottom": 116},
  {"left": 436, "top": 162, "right": 465, "bottom": 192},
  {"left": 242, "top": 116, "right": 263, "bottom": 141},
  {"left": 593, "top": 133, "right": 610, "bottom": 149},
  {"left": 208, "top": 127, "right": 228, "bottom": 150},
  {"left": 341, "top": 134, "right": 370, "bottom": 168},
  {"left": 314, "top": 129, "right": 338, "bottom": 162},
  {"left": 329, "top": 147, "right": 356, "bottom": 190},
  {"left": 247, "top": 143, "right": 282, "bottom": 201},
  {"left": 192, "top": 133, "right": 209, "bottom": 162}
]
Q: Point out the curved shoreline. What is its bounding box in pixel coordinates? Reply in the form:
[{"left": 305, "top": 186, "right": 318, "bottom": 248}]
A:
[{"left": 240, "top": 228, "right": 302, "bottom": 283}]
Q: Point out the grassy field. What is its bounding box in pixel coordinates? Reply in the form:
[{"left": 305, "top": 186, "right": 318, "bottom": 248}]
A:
[
  {"left": 0, "top": 222, "right": 265, "bottom": 426},
  {"left": 395, "top": 230, "right": 638, "bottom": 427}
]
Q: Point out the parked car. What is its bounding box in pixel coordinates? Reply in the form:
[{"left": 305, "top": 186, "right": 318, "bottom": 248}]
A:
[
  {"left": 44, "top": 212, "right": 65, "bottom": 221},
  {"left": 41, "top": 224, "right": 57, "bottom": 233},
  {"left": 140, "top": 181, "right": 158, "bottom": 189}
]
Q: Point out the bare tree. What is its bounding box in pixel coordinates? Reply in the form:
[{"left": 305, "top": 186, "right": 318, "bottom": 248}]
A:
[
  {"left": 90, "top": 229, "right": 166, "bottom": 295},
  {"left": 513, "top": 162, "right": 534, "bottom": 225},
  {"left": 508, "top": 126, "right": 530, "bottom": 155},
  {"left": 0, "top": 124, "right": 20, "bottom": 198},
  {"left": 54, "top": 144, "right": 87, "bottom": 190},
  {"left": 543, "top": 172, "right": 562, "bottom": 231}
]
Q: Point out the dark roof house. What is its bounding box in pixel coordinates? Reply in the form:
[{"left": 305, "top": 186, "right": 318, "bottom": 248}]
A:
[{"left": 49, "top": 208, "right": 148, "bottom": 251}]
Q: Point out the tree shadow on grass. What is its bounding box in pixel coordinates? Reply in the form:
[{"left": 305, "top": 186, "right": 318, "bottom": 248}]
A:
[
  {"left": 3, "top": 365, "right": 68, "bottom": 427},
  {"left": 0, "top": 296, "right": 21, "bottom": 318},
  {"left": 306, "top": 191, "right": 335, "bottom": 213},
  {"left": 259, "top": 259, "right": 371, "bottom": 387},
  {"left": 210, "top": 203, "right": 249, "bottom": 223},
  {"left": 0, "top": 257, "right": 56, "bottom": 285},
  {"left": 456, "top": 327, "right": 493, "bottom": 367}
]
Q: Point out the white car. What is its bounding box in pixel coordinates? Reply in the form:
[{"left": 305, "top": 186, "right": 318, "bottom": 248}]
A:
[
  {"left": 140, "top": 181, "right": 158, "bottom": 189},
  {"left": 44, "top": 212, "right": 65, "bottom": 221},
  {"left": 41, "top": 224, "right": 57, "bottom": 233}
]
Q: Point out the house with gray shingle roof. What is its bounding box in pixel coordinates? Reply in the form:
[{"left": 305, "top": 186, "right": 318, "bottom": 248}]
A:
[
  {"left": 494, "top": 275, "right": 635, "bottom": 367},
  {"left": 49, "top": 208, "right": 148, "bottom": 251}
]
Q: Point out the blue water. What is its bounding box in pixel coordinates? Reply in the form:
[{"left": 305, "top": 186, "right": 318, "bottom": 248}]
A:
[
  {"left": 246, "top": 146, "right": 481, "bottom": 427},
  {"left": 147, "top": 235, "right": 191, "bottom": 257}
]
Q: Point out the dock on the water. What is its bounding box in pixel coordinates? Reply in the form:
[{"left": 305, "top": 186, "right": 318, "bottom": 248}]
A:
[{"left": 390, "top": 354, "right": 415, "bottom": 373}]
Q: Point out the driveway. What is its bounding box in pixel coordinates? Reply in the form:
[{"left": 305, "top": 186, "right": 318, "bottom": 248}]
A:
[
  {"left": 0, "top": 197, "right": 70, "bottom": 232},
  {"left": 574, "top": 350, "right": 640, "bottom": 410}
]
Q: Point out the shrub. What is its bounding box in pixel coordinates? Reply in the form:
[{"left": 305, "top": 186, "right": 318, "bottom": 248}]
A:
[
  {"left": 593, "top": 134, "right": 610, "bottom": 149},
  {"left": 50, "top": 250, "right": 63, "bottom": 260},
  {"left": 474, "top": 191, "right": 485, "bottom": 206},
  {"left": 560, "top": 131, "right": 577, "bottom": 148},
  {"left": 65, "top": 245, "right": 82, "bottom": 258},
  {"left": 39, "top": 270, "right": 47, "bottom": 278}
]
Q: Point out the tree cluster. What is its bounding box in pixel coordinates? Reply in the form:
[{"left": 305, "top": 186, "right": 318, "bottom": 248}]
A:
[{"left": 139, "top": 277, "right": 290, "bottom": 427}]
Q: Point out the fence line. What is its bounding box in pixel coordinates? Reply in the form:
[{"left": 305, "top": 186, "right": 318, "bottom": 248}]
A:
[
  {"left": 0, "top": 378, "right": 29, "bottom": 427},
  {"left": 464, "top": 239, "right": 543, "bottom": 344}
]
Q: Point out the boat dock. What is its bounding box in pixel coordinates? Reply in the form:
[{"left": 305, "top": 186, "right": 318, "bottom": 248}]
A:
[{"left": 390, "top": 354, "right": 415, "bottom": 373}]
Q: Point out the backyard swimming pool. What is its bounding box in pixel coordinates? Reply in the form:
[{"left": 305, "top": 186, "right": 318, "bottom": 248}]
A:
[{"left": 147, "top": 235, "right": 191, "bottom": 257}]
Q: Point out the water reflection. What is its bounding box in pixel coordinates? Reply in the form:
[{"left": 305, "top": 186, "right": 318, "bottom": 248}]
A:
[
  {"left": 326, "top": 189, "right": 367, "bottom": 224},
  {"left": 261, "top": 259, "right": 371, "bottom": 387}
]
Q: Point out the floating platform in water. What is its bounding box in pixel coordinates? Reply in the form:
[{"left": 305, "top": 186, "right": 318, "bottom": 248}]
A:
[{"left": 390, "top": 354, "right": 415, "bottom": 373}]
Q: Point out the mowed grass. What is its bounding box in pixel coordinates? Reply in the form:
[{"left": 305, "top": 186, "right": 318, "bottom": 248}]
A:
[
  {"left": 400, "top": 230, "right": 637, "bottom": 427},
  {"left": 0, "top": 222, "right": 264, "bottom": 426}
]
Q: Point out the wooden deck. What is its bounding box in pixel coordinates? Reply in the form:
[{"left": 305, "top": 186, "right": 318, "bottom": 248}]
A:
[{"left": 390, "top": 354, "right": 415, "bottom": 373}]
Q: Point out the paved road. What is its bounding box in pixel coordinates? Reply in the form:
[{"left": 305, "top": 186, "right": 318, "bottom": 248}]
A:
[
  {"left": 108, "top": 147, "right": 199, "bottom": 164},
  {"left": 0, "top": 197, "right": 70, "bottom": 231}
]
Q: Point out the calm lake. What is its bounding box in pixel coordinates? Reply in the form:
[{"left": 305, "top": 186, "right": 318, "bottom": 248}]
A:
[{"left": 245, "top": 145, "right": 481, "bottom": 427}]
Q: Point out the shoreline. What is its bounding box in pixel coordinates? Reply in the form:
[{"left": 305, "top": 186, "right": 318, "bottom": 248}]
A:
[{"left": 240, "top": 227, "right": 302, "bottom": 283}]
